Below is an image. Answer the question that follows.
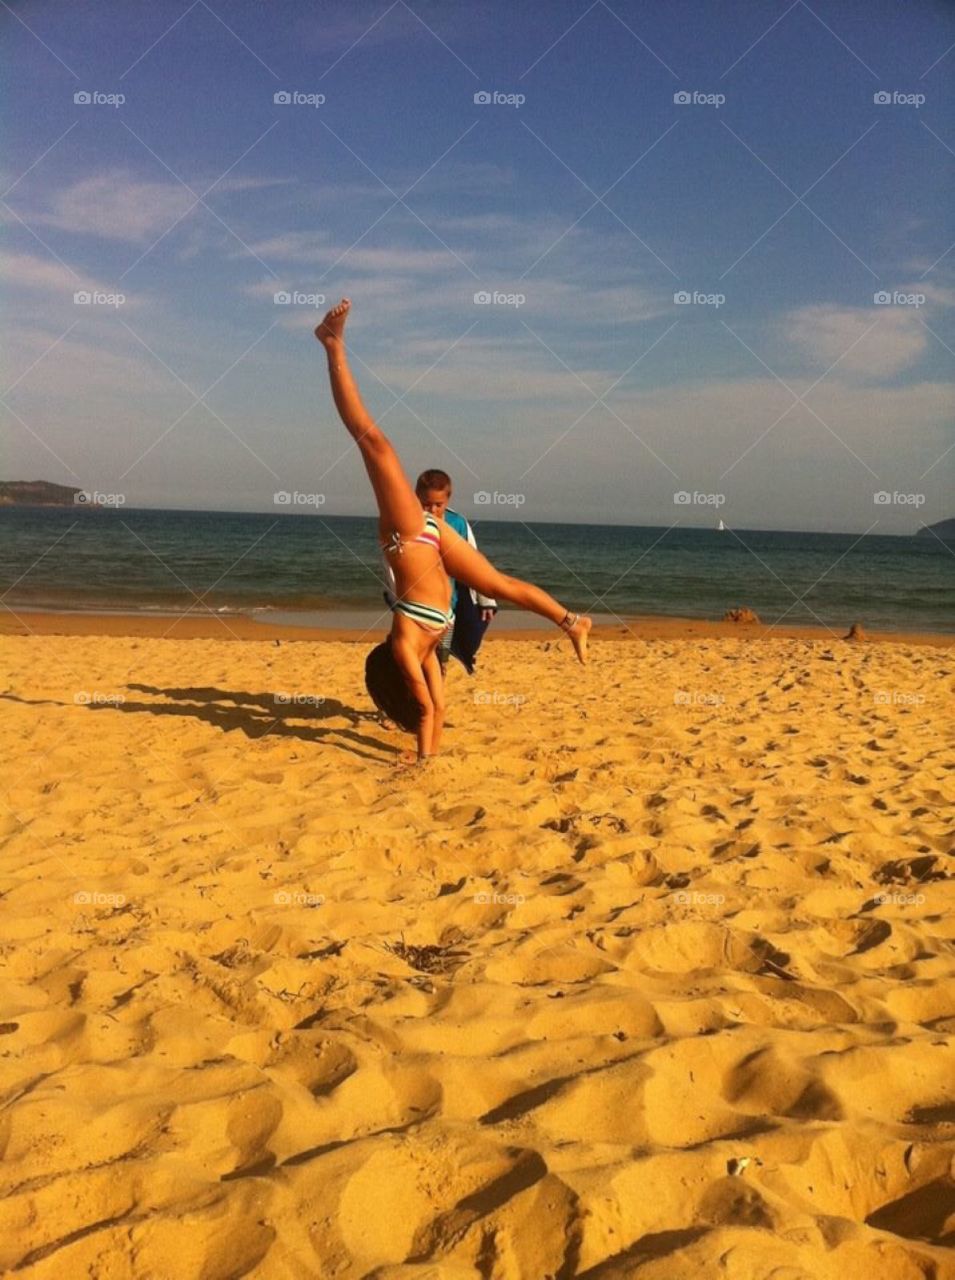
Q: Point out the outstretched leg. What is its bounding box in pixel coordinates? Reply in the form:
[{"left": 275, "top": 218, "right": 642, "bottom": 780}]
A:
[
  {"left": 315, "top": 299, "right": 424, "bottom": 540},
  {"left": 438, "top": 522, "right": 592, "bottom": 663}
]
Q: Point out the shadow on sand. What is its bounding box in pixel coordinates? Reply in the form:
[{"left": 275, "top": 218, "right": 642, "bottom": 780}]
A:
[{"left": 2, "top": 683, "right": 395, "bottom": 763}]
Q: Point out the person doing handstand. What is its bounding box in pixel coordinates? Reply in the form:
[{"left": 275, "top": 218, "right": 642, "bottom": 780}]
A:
[{"left": 315, "top": 298, "right": 591, "bottom": 763}]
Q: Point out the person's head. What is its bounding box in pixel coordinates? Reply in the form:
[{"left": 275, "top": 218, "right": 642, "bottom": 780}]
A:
[
  {"left": 415, "top": 468, "right": 452, "bottom": 519},
  {"left": 364, "top": 637, "right": 421, "bottom": 733}
]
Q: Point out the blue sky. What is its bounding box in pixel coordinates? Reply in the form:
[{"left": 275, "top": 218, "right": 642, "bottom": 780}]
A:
[{"left": 2, "top": 0, "right": 953, "bottom": 531}]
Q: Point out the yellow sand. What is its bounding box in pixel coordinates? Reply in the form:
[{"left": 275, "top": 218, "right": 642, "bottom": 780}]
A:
[{"left": 1, "top": 631, "right": 953, "bottom": 1279}]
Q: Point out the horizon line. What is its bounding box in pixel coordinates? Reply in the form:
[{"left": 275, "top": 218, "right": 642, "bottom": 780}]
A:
[{"left": 0, "top": 500, "right": 942, "bottom": 538}]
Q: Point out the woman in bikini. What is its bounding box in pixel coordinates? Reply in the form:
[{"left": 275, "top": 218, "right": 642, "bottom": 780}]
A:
[{"left": 315, "top": 298, "right": 591, "bottom": 763}]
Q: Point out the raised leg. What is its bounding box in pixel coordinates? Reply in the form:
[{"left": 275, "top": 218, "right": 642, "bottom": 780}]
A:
[
  {"left": 438, "top": 522, "right": 592, "bottom": 663},
  {"left": 315, "top": 299, "right": 424, "bottom": 540}
]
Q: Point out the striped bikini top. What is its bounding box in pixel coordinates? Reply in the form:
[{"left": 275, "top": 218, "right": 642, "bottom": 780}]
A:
[
  {"left": 382, "top": 512, "right": 441, "bottom": 556},
  {"left": 410, "top": 512, "right": 442, "bottom": 549}
]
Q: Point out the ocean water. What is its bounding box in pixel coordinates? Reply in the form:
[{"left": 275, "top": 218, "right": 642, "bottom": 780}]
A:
[{"left": 1, "top": 506, "right": 952, "bottom": 633}]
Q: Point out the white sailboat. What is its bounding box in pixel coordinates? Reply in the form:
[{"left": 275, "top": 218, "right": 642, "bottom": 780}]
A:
[{"left": 717, "top": 518, "right": 726, "bottom": 531}]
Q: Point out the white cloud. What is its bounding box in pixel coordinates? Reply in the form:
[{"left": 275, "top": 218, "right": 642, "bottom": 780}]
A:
[
  {"left": 262, "top": 278, "right": 669, "bottom": 350},
  {"left": 3, "top": 338, "right": 949, "bottom": 531},
  {"left": 240, "top": 203, "right": 663, "bottom": 285},
  {"left": 918, "top": 282, "right": 955, "bottom": 309},
  {"left": 240, "top": 278, "right": 292, "bottom": 300},
  {"left": 1, "top": 325, "right": 180, "bottom": 398},
  {"left": 783, "top": 302, "right": 928, "bottom": 380},
  {"left": 244, "top": 231, "right": 458, "bottom": 274},
  {"left": 427, "top": 375, "right": 954, "bottom": 531},
  {"left": 31, "top": 173, "right": 197, "bottom": 242},
  {"left": 0, "top": 251, "right": 121, "bottom": 298},
  {"left": 26, "top": 171, "right": 292, "bottom": 244},
  {"left": 214, "top": 176, "right": 296, "bottom": 194}
]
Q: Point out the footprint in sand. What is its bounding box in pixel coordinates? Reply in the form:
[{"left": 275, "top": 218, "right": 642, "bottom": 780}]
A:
[
  {"left": 697, "top": 1176, "right": 776, "bottom": 1229},
  {"left": 335, "top": 1136, "right": 576, "bottom": 1276},
  {"left": 220, "top": 1089, "right": 284, "bottom": 1178},
  {"left": 722, "top": 1045, "right": 842, "bottom": 1121},
  {"left": 150, "top": 1071, "right": 286, "bottom": 1180},
  {"left": 260, "top": 1036, "right": 358, "bottom": 1097}
]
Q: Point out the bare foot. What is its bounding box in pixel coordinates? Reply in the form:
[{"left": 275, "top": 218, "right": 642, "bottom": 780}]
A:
[
  {"left": 315, "top": 297, "right": 350, "bottom": 346},
  {"left": 567, "top": 614, "right": 592, "bottom": 664}
]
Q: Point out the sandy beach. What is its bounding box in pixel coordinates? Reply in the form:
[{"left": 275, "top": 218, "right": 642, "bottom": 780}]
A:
[{"left": 1, "top": 625, "right": 953, "bottom": 1277}]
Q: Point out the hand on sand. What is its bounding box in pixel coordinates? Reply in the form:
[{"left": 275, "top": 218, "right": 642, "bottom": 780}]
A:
[
  {"left": 567, "top": 614, "right": 592, "bottom": 664},
  {"left": 395, "top": 749, "right": 429, "bottom": 769},
  {"left": 315, "top": 298, "right": 350, "bottom": 346}
]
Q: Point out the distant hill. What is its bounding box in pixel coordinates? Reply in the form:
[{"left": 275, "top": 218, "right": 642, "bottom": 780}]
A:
[
  {"left": 0, "top": 480, "right": 85, "bottom": 507},
  {"left": 916, "top": 517, "right": 955, "bottom": 540}
]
